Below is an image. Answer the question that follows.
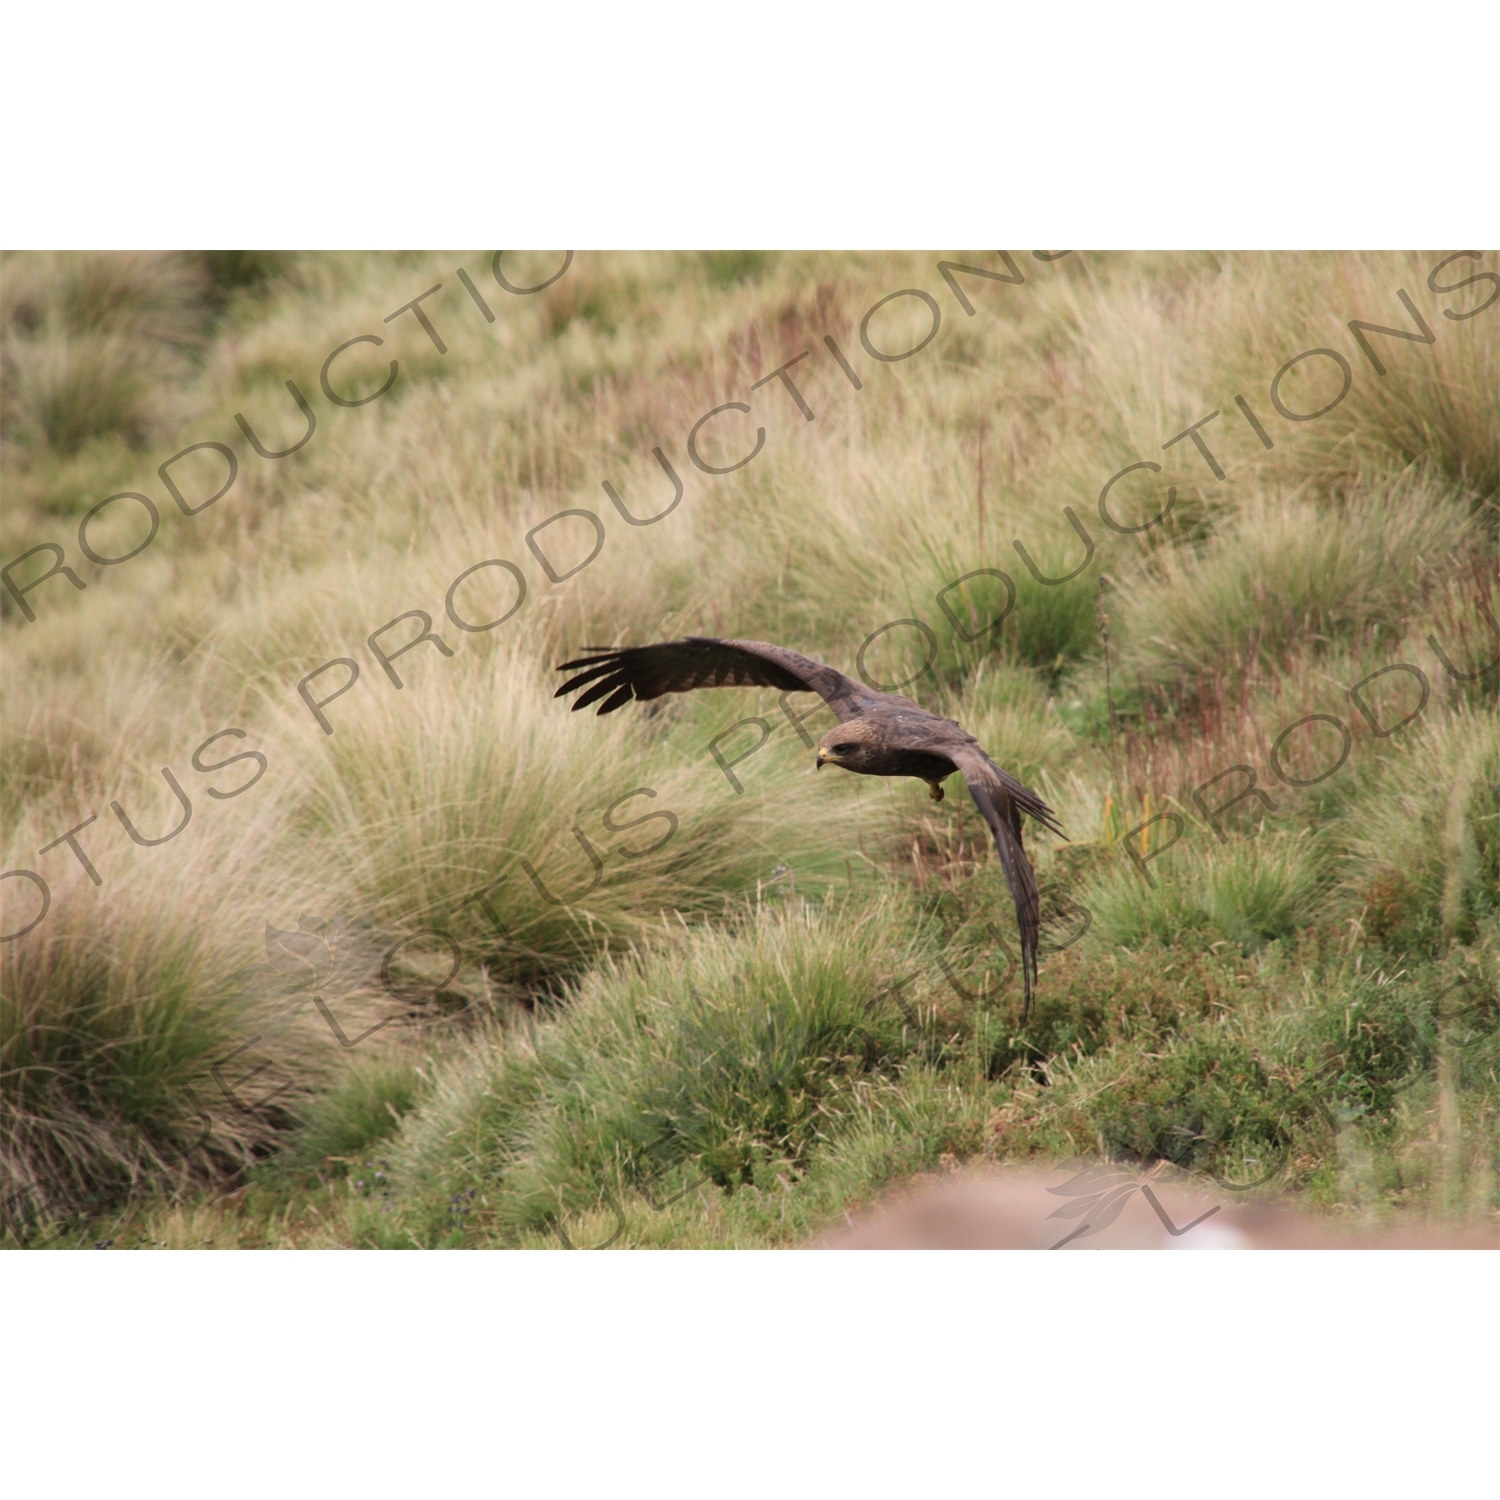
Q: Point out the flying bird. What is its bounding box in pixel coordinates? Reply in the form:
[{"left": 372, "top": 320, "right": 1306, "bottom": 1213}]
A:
[{"left": 553, "top": 636, "right": 1065, "bottom": 1013}]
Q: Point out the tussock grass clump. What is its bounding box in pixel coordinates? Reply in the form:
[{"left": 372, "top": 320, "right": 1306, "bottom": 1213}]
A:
[
  {"left": 1303, "top": 969, "right": 1441, "bottom": 1118},
  {"left": 1118, "top": 476, "right": 1476, "bottom": 689},
  {"left": 1342, "top": 710, "right": 1500, "bottom": 956},
  {"left": 1316, "top": 253, "right": 1500, "bottom": 495},
  {"left": 269, "top": 639, "right": 899, "bottom": 996},
  {"left": 283, "top": 1050, "right": 428, "bottom": 1173},
  {"left": 383, "top": 893, "right": 937, "bottom": 1242},
  {"left": 901, "top": 536, "right": 1103, "bottom": 689},
  {"left": 0, "top": 875, "right": 297, "bottom": 1225},
  {"left": 1078, "top": 1030, "right": 1311, "bottom": 1184},
  {"left": 4, "top": 335, "right": 161, "bottom": 457},
  {"left": 0, "top": 250, "right": 213, "bottom": 456},
  {"left": 1081, "top": 830, "right": 1329, "bottom": 953},
  {"left": 0, "top": 772, "right": 396, "bottom": 1233}
]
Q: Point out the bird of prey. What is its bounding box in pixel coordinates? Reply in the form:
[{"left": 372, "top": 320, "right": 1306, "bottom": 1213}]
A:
[{"left": 554, "top": 636, "right": 1064, "bottom": 1013}]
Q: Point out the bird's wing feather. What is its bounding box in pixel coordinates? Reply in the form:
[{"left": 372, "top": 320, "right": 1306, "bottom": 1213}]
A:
[
  {"left": 948, "top": 744, "right": 1061, "bottom": 1016},
  {"left": 555, "top": 637, "right": 866, "bottom": 720}
]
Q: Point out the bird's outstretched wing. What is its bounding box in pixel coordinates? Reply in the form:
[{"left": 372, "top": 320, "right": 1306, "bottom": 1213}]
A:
[
  {"left": 947, "top": 744, "right": 1063, "bottom": 1017},
  {"left": 554, "top": 637, "right": 867, "bottom": 720}
]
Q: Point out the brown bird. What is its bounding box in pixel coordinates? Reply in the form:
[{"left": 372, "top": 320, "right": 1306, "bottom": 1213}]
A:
[{"left": 553, "top": 636, "right": 1065, "bottom": 1013}]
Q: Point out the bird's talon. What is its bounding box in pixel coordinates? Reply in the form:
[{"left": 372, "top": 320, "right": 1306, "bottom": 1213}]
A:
[{"left": 928, "top": 782, "right": 944, "bottom": 802}]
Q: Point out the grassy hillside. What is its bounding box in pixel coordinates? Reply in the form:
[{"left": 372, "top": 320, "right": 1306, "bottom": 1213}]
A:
[{"left": 2, "top": 249, "right": 1496, "bottom": 1248}]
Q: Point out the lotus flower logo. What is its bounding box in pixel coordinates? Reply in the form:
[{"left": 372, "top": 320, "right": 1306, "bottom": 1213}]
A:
[
  {"left": 249, "top": 911, "right": 396, "bottom": 1050},
  {"left": 259, "top": 912, "right": 376, "bottom": 997},
  {"left": 1046, "top": 1164, "right": 1221, "bottom": 1248}
]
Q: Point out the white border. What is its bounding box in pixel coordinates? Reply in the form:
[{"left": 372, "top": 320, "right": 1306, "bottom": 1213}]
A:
[
  {"left": 3, "top": 3, "right": 1497, "bottom": 247},
  {"left": 2, "top": 1252, "right": 1494, "bottom": 1494}
]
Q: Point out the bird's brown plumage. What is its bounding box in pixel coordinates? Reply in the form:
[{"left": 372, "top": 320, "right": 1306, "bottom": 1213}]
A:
[{"left": 554, "top": 636, "right": 1064, "bottom": 1012}]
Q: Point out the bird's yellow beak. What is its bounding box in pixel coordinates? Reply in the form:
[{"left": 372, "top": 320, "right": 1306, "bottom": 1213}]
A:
[{"left": 815, "top": 750, "right": 827, "bottom": 769}]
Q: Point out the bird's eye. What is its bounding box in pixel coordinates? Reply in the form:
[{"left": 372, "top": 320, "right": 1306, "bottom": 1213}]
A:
[{"left": 832, "top": 743, "right": 855, "bottom": 754}]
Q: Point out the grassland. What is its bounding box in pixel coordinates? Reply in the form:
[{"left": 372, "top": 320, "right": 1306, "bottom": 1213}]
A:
[{"left": 1, "top": 249, "right": 1496, "bottom": 1249}]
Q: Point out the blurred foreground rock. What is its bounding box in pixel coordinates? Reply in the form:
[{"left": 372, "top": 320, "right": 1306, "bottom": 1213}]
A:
[{"left": 817, "top": 1165, "right": 1499, "bottom": 1249}]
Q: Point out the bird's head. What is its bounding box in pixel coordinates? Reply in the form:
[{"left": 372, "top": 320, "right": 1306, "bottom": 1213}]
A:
[{"left": 815, "top": 721, "right": 877, "bottom": 772}]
